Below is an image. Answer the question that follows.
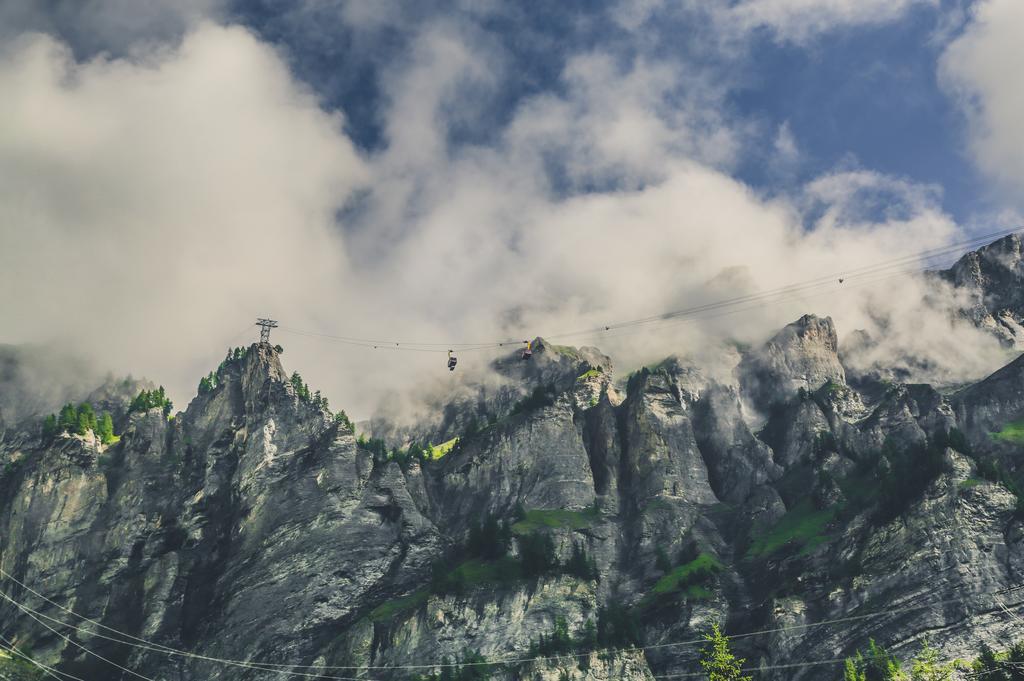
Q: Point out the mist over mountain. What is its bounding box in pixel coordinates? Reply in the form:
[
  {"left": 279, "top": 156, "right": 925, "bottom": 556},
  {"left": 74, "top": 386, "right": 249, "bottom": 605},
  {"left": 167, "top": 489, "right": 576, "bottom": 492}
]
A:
[
  {"left": 3, "top": 1, "right": 1020, "bottom": 421},
  {"left": 5, "top": 1, "right": 1024, "bottom": 678},
  {"left": 1, "top": 235, "right": 1023, "bottom": 681}
]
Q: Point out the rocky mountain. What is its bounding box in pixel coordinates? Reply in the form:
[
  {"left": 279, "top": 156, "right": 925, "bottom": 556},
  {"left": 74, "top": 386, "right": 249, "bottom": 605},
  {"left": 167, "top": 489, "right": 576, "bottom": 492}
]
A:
[
  {"left": 2, "top": 240, "right": 1024, "bottom": 681},
  {"left": 940, "top": 233, "right": 1024, "bottom": 347}
]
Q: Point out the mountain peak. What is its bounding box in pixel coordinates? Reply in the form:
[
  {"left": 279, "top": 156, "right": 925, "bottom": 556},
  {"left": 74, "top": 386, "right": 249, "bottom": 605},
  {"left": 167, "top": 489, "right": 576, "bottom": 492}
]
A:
[
  {"left": 737, "top": 313, "right": 845, "bottom": 412},
  {"left": 940, "top": 233, "right": 1024, "bottom": 347}
]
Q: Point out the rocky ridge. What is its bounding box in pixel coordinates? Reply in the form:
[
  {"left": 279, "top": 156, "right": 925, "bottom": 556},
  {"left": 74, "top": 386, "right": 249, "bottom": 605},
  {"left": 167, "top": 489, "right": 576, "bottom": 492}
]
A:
[{"left": 1, "top": 244, "right": 1024, "bottom": 681}]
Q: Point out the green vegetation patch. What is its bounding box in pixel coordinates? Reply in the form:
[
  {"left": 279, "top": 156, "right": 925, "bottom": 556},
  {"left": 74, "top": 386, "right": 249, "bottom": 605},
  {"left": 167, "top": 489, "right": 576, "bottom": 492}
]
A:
[
  {"left": 431, "top": 557, "right": 524, "bottom": 595},
  {"left": 129, "top": 386, "right": 173, "bottom": 416},
  {"left": 43, "top": 403, "right": 118, "bottom": 445},
  {"left": 821, "top": 379, "right": 844, "bottom": 395},
  {"left": 959, "top": 478, "right": 983, "bottom": 490},
  {"left": 453, "top": 557, "right": 521, "bottom": 585},
  {"left": 746, "top": 499, "right": 837, "bottom": 558},
  {"left": 368, "top": 589, "right": 428, "bottom": 622},
  {"left": 427, "top": 437, "right": 459, "bottom": 460},
  {"left": 991, "top": 419, "right": 1024, "bottom": 444},
  {"left": 576, "top": 368, "right": 602, "bottom": 382},
  {"left": 0, "top": 649, "right": 44, "bottom": 680},
  {"left": 683, "top": 584, "right": 713, "bottom": 599},
  {"left": 511, "top": 506, "right": 599, "bottom": 536},
  {"left": 836, "top": 470, "right": 878, "bottom": 504},
  {"left": 649, "top": 553, "right": 723, "bottom": 596}
]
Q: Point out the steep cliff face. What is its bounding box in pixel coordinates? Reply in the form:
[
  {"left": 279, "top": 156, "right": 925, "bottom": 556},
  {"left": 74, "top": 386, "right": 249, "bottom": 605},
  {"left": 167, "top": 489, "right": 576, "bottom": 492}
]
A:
[
  {"left": 941, "top": 233, "right": 1024, "bottom": 347},
  {"left": 0, "top": 346, "right": 446, "bottom": 679},
  {"left": 3, "top": 251, "right": 1024, "bottom": 681},
  {"left": 737, "top": 314, "right": 846, "bottom": 415}
]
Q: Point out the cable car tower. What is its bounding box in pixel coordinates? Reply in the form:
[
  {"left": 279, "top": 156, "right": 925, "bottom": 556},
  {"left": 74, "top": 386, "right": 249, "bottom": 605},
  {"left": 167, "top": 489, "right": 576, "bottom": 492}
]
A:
[{"left": 256, "top": 318, "right": 278, "bottom": 345}]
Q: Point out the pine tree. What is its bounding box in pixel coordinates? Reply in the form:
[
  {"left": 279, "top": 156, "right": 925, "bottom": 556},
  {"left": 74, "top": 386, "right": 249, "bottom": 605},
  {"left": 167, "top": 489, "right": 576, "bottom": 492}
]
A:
[
  {"left": 42, "top": 414, "right": 58, "bottom": 438},
  {"left": 580, "top": 618, "right": 597, "bottom": 649},
  {"left": 58, "top": 403, "right": 78, "bottom": 432},
  {"left": 97, "top": 413, "right": 115, "bottom": 445},
  {"left": 129, "top": 388, "right": 172, "bottom": 415},
  {"left": 845, "top": 658, "right": 868, "bottom": 681},
  {"left": 290, "top": 372, "right": 310, "bottom": 401},
  {"left": 699, "top": 623, "right": 752, "bottom": 681},
  {"left": 313, "top": 390, "right": 328, "bottom": 410},
  {"left": 519, "top": 532, "right": 557, "bottom": 577},
  {"left": 972, "top": 644, "right": 1002, "bottom": 681},
  {"left": 77, "top": 403, "right": 97, "bottom": 435},
  {"left": 1008, "top": 641, "right": 1024, "bottom": 680},
  {"left": 910, "top": 642, "right": 954, "bottom": 681},
  {"left": 845, "top": 640, "right": 905, "bottom": 681},
  {"left": 158, "top": 387, "right": 172, "bottom": 416},
  {"left": 566, "top": 542, "right": 598, "bottom": 580},
  {"left": 335, "top": 410, "right": 354, "bottom": 432}
]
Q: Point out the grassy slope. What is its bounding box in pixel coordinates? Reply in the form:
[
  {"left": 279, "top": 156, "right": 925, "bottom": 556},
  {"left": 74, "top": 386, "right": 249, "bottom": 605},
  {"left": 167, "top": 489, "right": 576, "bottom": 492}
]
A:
[
  {"left": 747, "top": 499, "right": 837, "bottom": 558},
  {"left": 992, "top": 419, "right": 1024, "bottom": 444},
  {"left": 427, "top": 437, "right": 459, "bottom": 460},
  {"left": 650, "top": 553, "right": 723, "bottom": 595},
  {"left": 511, "top": 507, "right": 599, "bottom": 536}
]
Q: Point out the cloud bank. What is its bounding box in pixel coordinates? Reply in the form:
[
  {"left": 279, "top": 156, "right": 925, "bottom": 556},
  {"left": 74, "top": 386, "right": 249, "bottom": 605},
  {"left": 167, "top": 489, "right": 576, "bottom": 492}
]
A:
[
  {"left": 728, "top": 0, "right": 938, "bottom": 43},
  {"left": 0, "top": 24, "right": 365, "bottom": 402},
  {"left": 940, "top": 0, "right": 1024, "bottom": 208},
  {"left": 0, "top": 2, "right": 1013, "bottom": 421}
]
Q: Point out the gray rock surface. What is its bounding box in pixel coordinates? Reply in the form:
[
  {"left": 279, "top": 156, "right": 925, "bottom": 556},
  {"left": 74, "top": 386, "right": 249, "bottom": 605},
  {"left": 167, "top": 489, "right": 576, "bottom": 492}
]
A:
[
  {"left": 940, "top": 233, "right": 1024, "bottom": 347},
  {"left": 3, "top": 239, "right": 1024, "bottom": 681},
  {"left": 737, "top": 314, "right": 846, "bottom": 414}
]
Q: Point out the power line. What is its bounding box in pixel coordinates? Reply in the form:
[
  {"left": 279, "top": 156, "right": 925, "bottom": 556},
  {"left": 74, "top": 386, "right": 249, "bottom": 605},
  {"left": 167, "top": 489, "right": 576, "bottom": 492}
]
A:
[
  {"left": 995, "top": 594, "right": 1024, "bottom": 626},
  {"left": 652, "top": 590, "right": 1024, "bottom": 679},
  {"left": 2, "top": 564, "right": 1020, "bottom": 674},
  {"left": 529, "top": 227, "right": 1017, "bottom": 342},
  {"left": 0, "top": 588, "right": 379, "bottom": 681},
  {"left": 653, "top": 653, "right": 926, "bottom": 679},
  {"left": 0, "top": 592, "right": 160, "bottom": 681},
  {"left": 274, "top": 228, "right": 1021, "bottom": 356},
  {"left": 543, "top": 230, "right": 1009, "bottom": 341},
  {"left": 0, "top": 634, "right": 84, "bottom": 681},
  {"left": 539, "top": 265, "right": 922, "bottom": 349}
]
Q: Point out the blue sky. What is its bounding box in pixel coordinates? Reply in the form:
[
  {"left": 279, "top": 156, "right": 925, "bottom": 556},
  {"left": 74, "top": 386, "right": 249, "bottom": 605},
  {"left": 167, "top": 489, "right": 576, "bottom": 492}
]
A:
[
  {"left": 730, "top": 3, "right": 988, "bottom": 222},
  {"left": 219, "top": 0, "right": 991, "bottom": 224},
  {"left": 0, "top": 0, "right": 1005, "bottom": 223}
]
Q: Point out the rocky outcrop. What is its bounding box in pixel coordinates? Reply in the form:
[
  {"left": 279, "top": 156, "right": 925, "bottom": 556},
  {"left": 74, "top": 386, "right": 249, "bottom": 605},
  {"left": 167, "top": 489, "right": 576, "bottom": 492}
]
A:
[
  {"left": 940, "top": 233, "right": 1024, "bottom": 347},
  {"left": 954, "top": 353, "right": 1024, "bottom": 442},
  {"left": 1, "top": 345, "right": 448, "bottom": 679},
  {"left": 737, "top": 314, "right": 846, "bottom": 415}
]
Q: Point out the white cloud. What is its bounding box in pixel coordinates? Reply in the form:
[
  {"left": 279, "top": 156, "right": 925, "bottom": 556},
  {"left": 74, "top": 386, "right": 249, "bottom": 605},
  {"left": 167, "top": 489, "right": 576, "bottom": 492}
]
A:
[
  {"left": 0, "top": 10, "right": 1009, "bottom": 421},
  {"left": 0, "top": 24, "right": 366, "bottom": 401},
  {"left": 728, "top": 0, "right": 937, "bottom": 43},
  {"left": 940, "top": 0, "right": 1024, "bottom": 205},
  {"left": 609, "top": 0, "right": 937, "bottom": 44},
  {"left": 768, "top": 120, "right": 801, "bottom": 177},
  {"left": 0, "top": 0, "right": 226, "bottom": 54}
]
